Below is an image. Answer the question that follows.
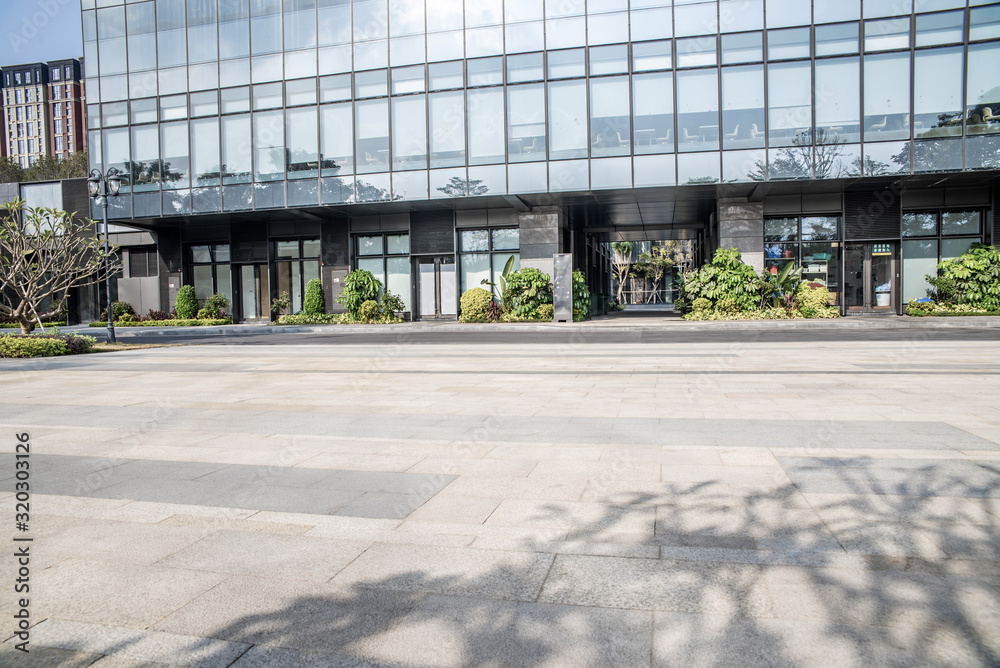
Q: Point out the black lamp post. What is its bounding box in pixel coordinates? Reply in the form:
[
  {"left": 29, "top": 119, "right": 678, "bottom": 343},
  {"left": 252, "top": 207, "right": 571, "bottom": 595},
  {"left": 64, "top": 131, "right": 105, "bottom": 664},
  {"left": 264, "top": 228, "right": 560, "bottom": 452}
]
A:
[{"left": 87, "top": 168, "right": 123, "bottom": 343}]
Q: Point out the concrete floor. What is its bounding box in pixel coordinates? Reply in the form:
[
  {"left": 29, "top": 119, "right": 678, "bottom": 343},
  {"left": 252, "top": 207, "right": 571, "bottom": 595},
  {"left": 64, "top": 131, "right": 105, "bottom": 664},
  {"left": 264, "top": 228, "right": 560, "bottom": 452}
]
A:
[{"left": 1, "top": 331, "right": 999, "bottom": 667}]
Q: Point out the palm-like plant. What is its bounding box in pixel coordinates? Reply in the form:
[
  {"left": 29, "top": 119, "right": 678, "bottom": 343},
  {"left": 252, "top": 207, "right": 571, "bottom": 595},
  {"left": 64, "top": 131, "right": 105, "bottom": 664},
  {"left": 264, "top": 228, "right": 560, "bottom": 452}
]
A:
[{"left": 481, "top": 255, "right": 517, "bottom": 311}]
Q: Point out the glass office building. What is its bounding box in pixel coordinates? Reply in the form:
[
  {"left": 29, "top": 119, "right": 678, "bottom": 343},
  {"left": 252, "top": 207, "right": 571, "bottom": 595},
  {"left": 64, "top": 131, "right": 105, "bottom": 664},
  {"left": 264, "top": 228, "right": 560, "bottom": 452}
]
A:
[{"left": 83, "top": 0, "right": 999, "bottom": 320}]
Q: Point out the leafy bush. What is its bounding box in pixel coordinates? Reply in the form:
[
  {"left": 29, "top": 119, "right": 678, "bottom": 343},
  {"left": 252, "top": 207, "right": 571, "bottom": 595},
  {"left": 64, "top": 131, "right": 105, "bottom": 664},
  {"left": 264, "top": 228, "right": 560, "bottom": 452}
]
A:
[
  {"left": 357, "top": 300, "right": 381, "bottom": 322},
  {"left": 506, "top": 267, "right": 552, "bottom": 319},
  {"left": 337, "top": 270, "right": 381, "bottom": 316},
  {"left": 681, "top": 248, "right": 764, "bottom": 313},
  {"left": 196, "top": 307, "right": 216, "bottom": 320},
  {"left": 486, "top": 301, "right": 503, "bottom": 322},
  {"left": 797, "top": 283, "right": 839, "bottom": 319},
  {"left": 572, "top": 270, "right": 591, "bottom": 322},
  {"left": 99, "top": 301, "right": 136, "bottom": 322},
  {"left": 202, "top": 293, "right": 230, "bottom": 318},
  {"left": 537, "top": 304, "right": 554, "bottom": 320},
  {"left": 304, "top": 279, "right": 325, "bottom": 315},
  {"left": 145, "top": 309, "right": 173, "bottom": 321},
  {"left": 118, "top": 313, "right": 137, "bottom": 324},
  {"left": 906, "top": 300, "right": 1000, "bottom": 317},
  {"left": 277, "top": 313, "right": 338, "bottom": 325},
  {"left": 0, "top": 333, "right": 95, "bottom": 358},
  {"left": 381, "top": 291, "right": 406, "bottom": 317},
  {"left": 692, "top": 297, "right": 712, "bottom": 313},
  {"left": 271, "top": 291, "right": 291, "bottom": 316},
  {"left": 926, "top": 243, "right": 1000, "bottom": 311},
  {"left": 459, "top": 288, "right": 494, "bottom": 323},
  {"left": 175, "top": 285, "right": 199, "bottom": 319}
]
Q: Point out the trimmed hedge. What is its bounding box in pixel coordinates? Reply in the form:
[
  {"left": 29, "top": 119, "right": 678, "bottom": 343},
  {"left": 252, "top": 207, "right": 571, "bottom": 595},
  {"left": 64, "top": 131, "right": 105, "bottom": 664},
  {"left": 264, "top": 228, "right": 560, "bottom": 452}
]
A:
[
  {"left": 89, "top": 318, "right": 232, "bottom": 327},
  {"left": 277, "top": 313, "right": 337, "bottom": 325},
  {"left": 0, "top": 333, "right": 96, "bottom": 358}
]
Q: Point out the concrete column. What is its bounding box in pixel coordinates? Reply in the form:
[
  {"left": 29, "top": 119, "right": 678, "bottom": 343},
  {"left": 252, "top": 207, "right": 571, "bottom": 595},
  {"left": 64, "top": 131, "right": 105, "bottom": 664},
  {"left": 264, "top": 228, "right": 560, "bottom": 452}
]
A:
[
  {"left": 518, "top": 207, "right": 564, "bottom": 278},
  {"left": 717, "top": 198, "right": 764, "bottom": 273}
]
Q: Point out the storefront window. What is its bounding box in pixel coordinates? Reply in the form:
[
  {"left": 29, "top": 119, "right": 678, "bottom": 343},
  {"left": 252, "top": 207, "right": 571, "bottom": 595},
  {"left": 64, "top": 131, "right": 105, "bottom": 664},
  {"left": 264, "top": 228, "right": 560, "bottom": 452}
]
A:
[
  {"left": 458, "top": 228, "right": 520, "bottom": 298},
  {"left": 354, "top": 233, "right": 411, "bottom": 311},
  {"left": 274, "top": 238, "right": 320, "bottom": 314},
  {"left": 188, "top": 244, "right": 232, "bottom": 307},
  {"left": 901, "top": 211, "right": 984, "bottom": 302},
  {"left": 764, "top": 217, "right": 842, "bottom": 303}
]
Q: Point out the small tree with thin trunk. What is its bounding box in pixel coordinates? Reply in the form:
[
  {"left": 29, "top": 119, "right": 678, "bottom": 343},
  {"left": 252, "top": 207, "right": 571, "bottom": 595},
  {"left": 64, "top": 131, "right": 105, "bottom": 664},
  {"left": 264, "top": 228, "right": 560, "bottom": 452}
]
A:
[
  {"left": 610, "top": 241, "right": 633, "bottom": 304},
  {"left": 0, "top": 199, "right": 120, "bottom": 334}
]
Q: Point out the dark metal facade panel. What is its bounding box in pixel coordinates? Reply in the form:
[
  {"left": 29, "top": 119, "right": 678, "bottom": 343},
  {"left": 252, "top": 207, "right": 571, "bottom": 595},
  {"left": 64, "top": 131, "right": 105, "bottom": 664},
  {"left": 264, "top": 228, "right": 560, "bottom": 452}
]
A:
[
  {"left": 410, "top": 211, "right": 454, "bottom": 254},
  {"left": 844, "top": 184, "right": 902, "bottom": 240}
]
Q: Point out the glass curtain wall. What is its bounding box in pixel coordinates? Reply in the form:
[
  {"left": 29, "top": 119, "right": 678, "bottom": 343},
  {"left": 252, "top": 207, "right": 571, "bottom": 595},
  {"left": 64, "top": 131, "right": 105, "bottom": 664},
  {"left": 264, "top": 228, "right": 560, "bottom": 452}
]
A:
[
  {"left": 274, "top": 238, "right": 321, "bottom": 314},
  {"left": 458, "top": 228, "right": 520, "bottom": 297},
  {"left": 355, "top": 233, "right": 412, "bottom": 311},
  {"left": 901, "top": 211, "right": 983, "bottom": 302}
]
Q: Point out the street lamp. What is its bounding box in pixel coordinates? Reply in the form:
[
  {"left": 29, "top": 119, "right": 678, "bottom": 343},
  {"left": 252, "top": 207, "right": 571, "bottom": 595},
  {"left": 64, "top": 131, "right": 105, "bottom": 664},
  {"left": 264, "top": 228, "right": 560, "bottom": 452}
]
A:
[{"left": 87, "top": 167, "right": 123, "bottom": 343}]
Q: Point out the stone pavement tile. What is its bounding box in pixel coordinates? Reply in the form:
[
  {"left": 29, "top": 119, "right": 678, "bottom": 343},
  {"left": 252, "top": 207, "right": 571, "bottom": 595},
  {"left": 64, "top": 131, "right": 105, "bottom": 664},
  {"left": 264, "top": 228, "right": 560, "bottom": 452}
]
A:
[
  {"left": 404, "top": 495, "right": 502, "bottom": 525},
  {"left": 363, "top": 594, "right": 653, "bottom": 668},
  {"left": 87, "top": 657, "right": 183, "bottom": 667},
  {"left": 917, "top": 522, "right": 1000, "bottom": 561},
  {"left": 0, "top": 644, "right": 102, "bottom": 667},
  {"left": 823, "top": 520, "right": 950, "bottom": 558},
  {"left": 660, "top": 464, "right": 791, "bottom": 486},
  {"left": 434, "top": 476, "right": 586, "bottom": 502},
  {"left": 396, "top": 521, "right": 566, "bottom": 543},
  {"left": 38, "top": 519, "right": 215, "bottom": 566},
  {"left": 95, "top": 501, "right": 256, "bottom": 524},
  {"left": 35, "top": 494, "right": 133, "bottom": 518},
  {"left": 487, "top": 444, "right": 604, "bottom": 462},
  {"left": 82, "top": 478, "right": 238, "bottom": 505},
  {"left": 471, "top": 535, "right": 660, "bottom": 560},
  {"left": 202, "top": 485, "right": 362, "bottom": 515},
  {"left": 159, "top": 514, "right": 315, "bottom": 536},
  {"left": 158, "top": 530, "right": 370, "bottom": 582},
  {"left": 6, "top": 472, "right": 119, "bottom": 497},
  {"left": 297, "top": 453, "right": 424, "bottom": 473},
  {"left": 406, "top": 457, "right": 538, "bottom": 478},
  {"left": 528, "top": 460, "right": 661, "bottom": 482},
  {"left": 599, "top": 447, "right": 722, "bottom": 465},
  {"left": 580, "top": 480, "right": 733, "bottom": 505},
  {"left": 318, "top": 470, "right": 454, "bottom": 495},
  {"left": 229, "top": 645, "right": 393, "bottom": 668},
  {"left": 538, "top": 554, "right": 773, "bottom": 616},
  {"left": 787, "top": 468, "right": 1000, "bottom": 498},
  {"left": 334, "top": 492, "right": 433, "bottom": 519},
  {"left": 486, "top": 499, "right": 656, "bottom": 537},
  {"left": 249, "top": 512, "right": 401, "bottom": 533},
  {"left": 26, "top": 619, "right": 249, "bottom": 668},
  {"left": 805, "top": 493, "right": 1000, "bottom": 526},
  {"left": 378, "top": 439, "right": 495, "bottom": 459},
  {"left": 651, "top": 611, "right": 982, "bottom": 668},
  {"left": 194, "top": 465, "right": 337, "bottom": 488},
  {"left": 34, "top": 559, "right": 227, "bottom": 628},
  {"left": 103, "top": 460, "right": 230, "bottom": 481},
  {"left": 152, "top": 575, "right": 424, "bottom": 658},
  {"left": 657, "top": 545, "right": 866, "bottom": 570},
  {"left": 332, "top": 543, "right": 554, "bottom": 602}
]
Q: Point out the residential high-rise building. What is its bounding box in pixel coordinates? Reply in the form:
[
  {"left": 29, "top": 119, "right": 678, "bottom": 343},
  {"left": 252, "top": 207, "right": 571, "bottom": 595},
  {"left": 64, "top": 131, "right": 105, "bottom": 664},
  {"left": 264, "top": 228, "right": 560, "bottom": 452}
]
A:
[
  {"left": 81, "top": 0, "right": 999, "bottom": 321},
  {"left": 1, "top": 63, "right": 49, "bottom": 169},
  {"left": 46, "top": 59, "right": 86, "bottom": 160}
]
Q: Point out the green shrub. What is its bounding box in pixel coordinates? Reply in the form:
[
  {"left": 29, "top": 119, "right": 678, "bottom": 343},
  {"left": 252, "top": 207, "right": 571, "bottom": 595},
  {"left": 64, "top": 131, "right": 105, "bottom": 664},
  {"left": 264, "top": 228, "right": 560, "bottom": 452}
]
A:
[
  {"left": 692, "top": 297, "right": 712, "bottom": 313},
  {"left": 459, "top": 288, "right": 494, "bottom": 323},
  {"left": 196, "top": 306, "right": 216, "bottom": 320},
  {"left": 0, "top": 333, "right": 95, "bottom": 358},
  {"left": 357, "top": 300, "right": 381, "bottom": 322},
  {"left": 88, "top": 318, "right": 231, "bottom": 327},
  {"left": 118, "top": 313, "right": 137, "bottom": 324},
  {"left": 506, "top": 267, "right": 552, "bottom": 319},
  {"left": 380, "top": 291, "right": 406, "bottom": 317},
  {"left": 304, "top": 278, "right": 325, "bottom": 315},
  {"left": 337, "top": 270, "right": 381, "bottom": 315},
  {"left": 537, "top": 304, "right": 554, "bottom": 320},
  {"left": 175, "top": 285, "right": 198, "bottom": 319},
  {"left": 112, "top": 301, "right": 135, "bottom": 319},
  {"left": 796, "top": 283, "right": 839, "bottom": 318},
  {"left": 716, "top": 297, "right": 739, "bottom": 314},
  {"left": 277, "top": 313, "right": 338, "bottom": 325},
  {"left": 926, "top": 243, "right": 1000, "bottom": 311},
  {"left": 681, "top": 248, "right": 763, "bottom": 313},
  {"left": 203, "top": 292, "right": 230, "bottom": 318},
  {"left": 572, "top": 270, "right": 591, "bottom": 321}
]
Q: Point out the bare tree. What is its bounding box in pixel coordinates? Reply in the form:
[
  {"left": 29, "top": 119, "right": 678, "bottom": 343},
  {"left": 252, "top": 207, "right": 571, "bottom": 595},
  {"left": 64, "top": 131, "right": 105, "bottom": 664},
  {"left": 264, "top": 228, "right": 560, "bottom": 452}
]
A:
[
  {"left": 0, "top": 199, "right": 120, "bottom": 334},
  {"left": 610, "top": 241, "right": 633, "bottom": 305}
]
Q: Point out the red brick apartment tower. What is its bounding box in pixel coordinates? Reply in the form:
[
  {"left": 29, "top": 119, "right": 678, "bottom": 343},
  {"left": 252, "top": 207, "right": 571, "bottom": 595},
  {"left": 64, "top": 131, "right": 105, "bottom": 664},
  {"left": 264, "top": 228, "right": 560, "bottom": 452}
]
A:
[{"left": 46, "top": 59, "right": 84, "bottom": 160}]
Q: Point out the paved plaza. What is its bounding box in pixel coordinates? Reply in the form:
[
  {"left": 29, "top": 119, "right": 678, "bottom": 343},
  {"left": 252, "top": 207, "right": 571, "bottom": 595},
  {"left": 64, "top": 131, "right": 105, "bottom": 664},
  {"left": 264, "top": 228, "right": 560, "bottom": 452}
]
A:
[{"left": 1, "top": 327, "right": 999, "bottom": 666}]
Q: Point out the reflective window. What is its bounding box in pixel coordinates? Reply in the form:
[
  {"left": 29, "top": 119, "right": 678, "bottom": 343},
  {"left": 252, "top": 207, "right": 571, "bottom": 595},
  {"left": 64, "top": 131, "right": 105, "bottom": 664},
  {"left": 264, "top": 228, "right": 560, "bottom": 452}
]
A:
[
  {"left": 506, "top": 0, "right": 542, "bottom": 22},
  {"left": 505, "top": 22, "right": 544, "bottom": 54},
  {"left": 588, "top": 12, "right": 629, "bottom": 46},
  {"left": 914, "top": 47, "right": 963, "bottom": 139},
  {"left": 677, "top": 69, "right": 719, "bottom": 152},
  {"left": 221, "top": 114, "right": 251, "bottom": 183},
  {"left": 548, "top": 50, "right": 586, "bottom": 79},
  {"left": 391, "top": 0, "right": 425, "bottom": 36},
  {"left": 507, "top": 53, "right": 544, "bottom": 83},
  {"left": 815, "top": 0, "right": 860, "bottom": 23},
  {"left": 720, "top": 0, "right": 763, "bottom": 32},
  {"left": 548, "top": 80, "right": 588, "bottom": 160},
  {"left": 355, "top": 40, "right": 388, "bottom": 70},
  {"left": 355, "top": 99, "right": 389, "bottom": 172},
  {"left": 354, "top": 0, "right": 388, "bottom": 41},
  {"left": 815, "top": 23, "right": 859, "bottom": 56},
  {"left": 546, "top": 17, "right": 587, "bottom": 49},
  {"left": 131, "top": 98, "right": 157, "bottom": 124},
  {"left": 221, "top": 87, "right": 251, "bottom": 113},
  {"left": 864, "top": 53, "right": 910, "bottom": 141},
  {"left": 768, "top": 62, "right": 811, "bottom": 148},
  {"left": 722, "top": 32, "right": 763, "bottom": 64},
  {"left": 318, "top": 0, "right": 351, "bottom": 46},
  {"left": 286, "top": 107, "right": 319, "bottom": 178},
  {"left": 765, "top": 0, "right": 811, "bottom": 28},
  {"left": 126, "top": 3, "right": 156, "bottom": 72},
  {"left": 219, "top": 0, "right": 251, "bottom": 58},
  {"left": 131, "top": 127, "right": 161, "bottom": 190},
  {"left": 507, "top": 84, "right": 546, "bottom": 161},
  {"left": 355, "top": 70, "right": 388, "bottom": 97},
  {"left": 189, "top": 0, "right": 219, "bottom": 64},
  {"left": 429, "top": 91, "right": 466, "bottom": 168},
  {"left": 160, "top": 121, "right": 190, "bottom": 188},
  {"left": 632, "top": 41, "right": 672, "bottom": 72},
  {"left": 191, "top": 117, "right": 221, "bottom": 185},
  {"left": 590, "top": 77, "right": 630, "bottom": 157},
  {"left": 160, "top": 95, "right": 188, "bottom": 121},
  {"left": 865, "top": 18, "right": 910, "bottom": 51},
  {"left": 102, "top": 102, "right": 128, "bottom": 127},
  {"left": 903, "top": 212, "right": 938, "bottom": 236},
  {"left": 426, "top": 31, "right": 464, "bottom": 62},
  {"left": 630, "top": 7, "right": 672, "bottom": 42},
  {"left": 253, "top": 110, "right": 284, "bottom": 180},
  {"left": 675, "top": 2, "right": 718, "bottom": 36},
  {"left": 589, "top": 45, "right": 629, "bottom": 76},
  {"left": 392, "top": 66, "right": 425, "bottom": 94},
  {"left": 916, "top": 11, "right": 964, "bottom": 47},
  {"left": 283, "top": 0, "right": 317, "bottom": 50},
  {"left": 676, "top": 37, "right": 717, "bottom": 68},
  {"left": 801, "top": 217, "right": 838, "bottom": 241},
  {"left": 768, "top": 28, "right": 810, "bottom": 60},
  {"left": 633, "top": 72, "right": 674, "bottom": 154},
  {"left": 468, "top": 58, "right": 503, "bottom": 86},
  {"left": 250, "top": 0, "right": 282, "bottom": 55},
  {"left": 358, "top": 235, "right": 384, "bottom": 255},
  {"left": 320, "top": 102, "right": 354, "bottom": 175},
  {"left": 156, "top": 0, "right": 186, "bottom": 69},
  {"left": 468, "top": 26, "right": 504, "bottom": 57},
  {"left": 392, "top": 94, "right": 428, "bottom": 169},
  {"left": 970, "top": 5, "right": 1000, "bottom": 42},
  {"left": 190, "top": 91, "right": 219, "bottom": 117},
  {"left": 286, "top": 78, "right": 317, "bottom": 106},
  {"left": 252, "top": 82, "right": 282, "bottom": 109},
  {"left": 967, "top": 42, "right": 1000, "bottom": 135},
  {"left": 429, "top": 61, "right": 464, "bottom": 90},
  {"left": 942, "top": 211, "right": 981, "bottom": 236},
  {"left": 427, "top": 0, "right": 463, "bottom": 31},
  {"left": 864, "top": 0, "right": 912, "bottom": 18},
  {"left": 320, "top": 75, "right": 351, "bottom": 102},
  {"left": 722, "top": 65, "right": 765, "bottom": 149},
  {"left": 815, "top": 57, "right": 860, "bottom": 144},
  {"left": 469, "top": 88, "right": 506, "bottom": 164}
]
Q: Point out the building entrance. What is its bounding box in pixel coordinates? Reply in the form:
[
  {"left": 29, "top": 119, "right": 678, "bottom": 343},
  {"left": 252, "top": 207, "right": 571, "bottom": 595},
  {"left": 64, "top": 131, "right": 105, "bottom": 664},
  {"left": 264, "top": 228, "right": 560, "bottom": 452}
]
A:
[
  {"left": 844, "top": 243, "right": 898, "bottom": 315},
  {"left": 416, "top": 256, "right": 457, "bottom": 320},
  {"left": 237, "top": 264, "right": 270, "bottom": 322}
]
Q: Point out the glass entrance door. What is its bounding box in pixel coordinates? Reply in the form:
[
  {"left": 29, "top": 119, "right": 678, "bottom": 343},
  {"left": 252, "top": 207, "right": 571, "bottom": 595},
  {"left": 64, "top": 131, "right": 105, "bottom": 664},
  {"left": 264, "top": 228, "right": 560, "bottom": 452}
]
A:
[
  {"left": 238, "top": 264, "right": 270, "bottom": 321},
  {"left": 844, "top": 243, "right": 897, "bottom": 315},
  {"left": 416, "top": 257, "right": 457, "bottom": 320}
]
